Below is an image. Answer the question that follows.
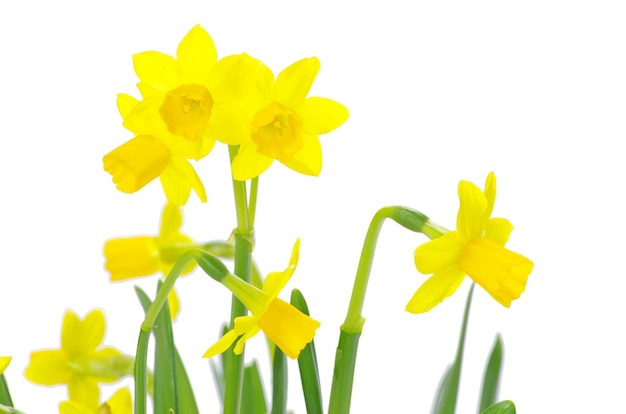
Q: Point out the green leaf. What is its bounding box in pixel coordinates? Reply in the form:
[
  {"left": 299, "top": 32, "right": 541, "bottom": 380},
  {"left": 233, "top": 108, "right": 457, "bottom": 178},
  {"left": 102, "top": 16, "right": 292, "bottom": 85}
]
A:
[
  {"left": 135, "top": 283, "right": 199, "bottom": 414},
  {"left": 290, "top": 289, "right": 323, "bottom": 414},
  {"left": 430, "top": 284, "right": 475, "bottom": 414},
  {"left": 478, "top": 334, "right": 504, "bottom": 412},
  {"left": 271, "top": 348, "right": 287, "bottom": 414},
  {"left": 480, "top": 400, "right": 516, "bottom": 414},
  {"left": 0, "top": 375, "right": 13, "bottom": 407},
  {"left": 242, "top": 360, "right": 268, "bottom": 414},
  {"left": 209, "top": 324, "right": 229, "bottom": 407}
]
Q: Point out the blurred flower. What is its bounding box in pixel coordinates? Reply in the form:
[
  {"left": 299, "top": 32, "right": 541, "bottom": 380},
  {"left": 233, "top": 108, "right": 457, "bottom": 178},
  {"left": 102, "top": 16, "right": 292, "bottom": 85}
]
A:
[
  {"left": 25, "top": 310, "right": 132, "bottom": 411},
  {"left": 204, "top": 239, "right": 320, "bottom": 359},
  {"left": 103, "top": 203, "right": 194, "bottom": 319},
  {"left": 58, "top": 386, "right": 132, "bottom": 414},
  {"left": 406, "top": 172, "right": 534, "bottom": 313},
  {"left": 0, "top": 356, "right": 11, "bottom": 375},
  {"left": 231, "top": 57, "right": 349, "bottom": 180},
  {"left": 104, "top": 25, "right": 262, "bottom": 205}
]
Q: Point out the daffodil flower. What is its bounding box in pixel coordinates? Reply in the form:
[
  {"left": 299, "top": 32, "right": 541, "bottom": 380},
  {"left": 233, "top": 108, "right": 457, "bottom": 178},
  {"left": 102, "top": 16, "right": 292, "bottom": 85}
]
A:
[
  {"left": 406, "top": 172, "right": 534, "bottom": 313},
  {"left": 103, "top": 24, "right": 263, "bottom": 204},
  {"left": 0, "top": 357, "right": 11, "bottom": 375},
  {"left": 231, "top": 57, "right": 349, "bottom": 181},
  {"left": 25, "top": 310, "right": 133, "bottom": 412},
  {"left": 203, "top": 239, "right": 320, "bottom": 359},
  {"left": 58, "top": 386, "right": 132, "bottom": 414},
  {"left": 103, "top": 203, "right": 194, "bottom": 319}
]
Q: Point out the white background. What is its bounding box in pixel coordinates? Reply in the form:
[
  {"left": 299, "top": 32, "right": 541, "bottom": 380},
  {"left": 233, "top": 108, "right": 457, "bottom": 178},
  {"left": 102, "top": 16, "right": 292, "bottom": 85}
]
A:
[{"left": 1, "top": 1, "right": 625, "bottom": 412}]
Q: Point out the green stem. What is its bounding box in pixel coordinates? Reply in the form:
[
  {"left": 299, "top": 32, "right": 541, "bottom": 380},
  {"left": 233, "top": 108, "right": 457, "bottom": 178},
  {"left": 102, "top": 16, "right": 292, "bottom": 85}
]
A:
[
  {"left": 329, "top": 206, "right": 439, "bottom": 413},
  {"left": 449, "top": 283, "right": 476, "bottom": 413},
  {"left": 224, "top": 145, "right": 255, "bottom": 414},
  {"left": 270, "top": 348, "right": 288, "bottom": 414},
  {"left": 248, "top": 177, "right": 259, "bottom": 229}
]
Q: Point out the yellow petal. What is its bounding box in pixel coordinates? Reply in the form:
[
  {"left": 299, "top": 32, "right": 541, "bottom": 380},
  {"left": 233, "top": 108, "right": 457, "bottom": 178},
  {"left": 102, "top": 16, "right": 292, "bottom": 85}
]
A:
[
  {"left": 68, "top": 376, "right": 100, "bottom": 412},
  {"left": 103, "top": 136, "right": 170, "bottom": 193},
  {"left": 132, "top": 51, "right": 180, "bottom": 93},
  {"left": 160, "top": 203, "right": 183, "bottom": 235},
  {"left": 86, "top": 347, "right": 127, "bottom": 382},
  {"left": 63, "top": 310, "right": 105, "bottom": 357},
  {"left": 457, "top": 180, "right": 488, "bottom": 241},
  {"left": 262, "top": 239, "right": 300, "bottom": 298},
  {"left": 137, "top": 81, "right": 162, "bottom": 99},
  {"left": 206, "top": 101, "right": 253, "bottom": 145},
  {"left": 122, "top": 97, "right": 168, "bottom": 136},
  {"left": 483, "top": 172, "right": 496, "bottom": 220},
  {"left": 168, "top": 287, "right": 181, "bottom": 321},
  {"left": 459, "top": 237, "right": 533, "bottom": 307},
  {"left": 105, "top": 387, "right": 132, "bottom": 414},
  {"left": 299, "top": 97, "right": 349, "bottom": 135},
  {"left": 405, "top": 268, "right": 466, "bottom": 314},
  {"left": 414, "top": 231, "right": 464, "bottom": 274},
  {"left": 159, "top": 157, "right": 207, "bottom": 205},
  {"left": 231, "top": 143, "right": 273, "bottom": 181},
  {"left": 24, "top": 350, "right": 71, "bottom": 385},
  {"left": 281, "top": 133, "right": 322, "bottom": 176},
  {"left": 203, "top": 316, "right": 258, "bottom": 358},
  {"left": 275, "top": 57, "right": 320, "bottom": 108},
  {"left": 58, "top": 401, "right": 92, "bottom": 414},
  {"left": 104, "top": 236, "right": 159, "bottom": 281},
  {"left": 484, "top": 218, "right": 513, "bottom": 246},
  {"left": 116, "top": 94, "right": 139, "bottom": 119},
  {"left": 207, "top": 54, "right": 264, "bottom": 102},
  {"left": 0, "top": 356, "right": 10, "bottom": 375},
  {"left": 177, "top": 25, "right": 217, "bottom": 85},
  {"left": 257, "top": 298, "right": 320, "bottom": 359},
  {"left": 233, "top": 324, "right": 262, "bottom": 355},
  {"left": 242, "top": 63, "right": 274, "bottom": 110}
]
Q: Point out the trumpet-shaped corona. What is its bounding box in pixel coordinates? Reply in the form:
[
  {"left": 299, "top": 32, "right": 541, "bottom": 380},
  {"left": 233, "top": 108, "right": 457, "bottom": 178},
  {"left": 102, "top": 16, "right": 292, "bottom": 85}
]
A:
[
  {"left": 58, "top": 387, "right": 132, "bottom": 414},
  {"left": 204, "top": 240, "right": 320, "bottom": 359},
  {"left": 406, "top": 172, "right": 534, "bottom": 313}
]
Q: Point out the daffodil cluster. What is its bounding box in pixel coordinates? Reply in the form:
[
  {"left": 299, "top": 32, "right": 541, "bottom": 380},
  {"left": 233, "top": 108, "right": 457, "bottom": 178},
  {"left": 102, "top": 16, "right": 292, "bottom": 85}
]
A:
[{"left": 103, "top": 25, "right": 349, "bottom": 205}]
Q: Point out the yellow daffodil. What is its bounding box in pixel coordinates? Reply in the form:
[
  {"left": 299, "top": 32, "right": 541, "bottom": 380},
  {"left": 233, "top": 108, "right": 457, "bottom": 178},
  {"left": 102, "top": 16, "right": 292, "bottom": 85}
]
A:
[
  {"left": 0, "top": 356, "right": 11, "bottom": 375},
  {"left": 25, "top": 310, "right": 133, "bottom": 412},
  {"left": 406, "top": 172, "right": 534, "bottom": 313},
  {"left": 58, "top": 386, "right": 132, "bottom": 414},
  {"left": 204, "top": 239, "right": 320, "bottom": 359},
  {"left": 103, "top": 203, "right": 193, "bottom": 319},
  {"left": 231, "top": 57, "right": 349, "bottom": 181},
  {"left": 104, "top": 24, "right": 262, "bottom": 204}
]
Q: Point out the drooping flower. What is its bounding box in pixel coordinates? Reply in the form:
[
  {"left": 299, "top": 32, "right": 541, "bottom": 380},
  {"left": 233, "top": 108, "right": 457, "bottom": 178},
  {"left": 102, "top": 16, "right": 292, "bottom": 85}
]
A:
[
  {"left": 25, "top": 310, "right": 133, "bottom": 412},
  {"left": 104, "top": 24, "right": 263, "bottom": 204},
  {"left": 231, "top": 57, "right": 349, "bottom": 181},
  {"left": 103, "top": 202, "right": 194, "bottom": 319},
  {"left": 58, "top": 387, "right": 132, "bottom": 414},
  {"left": 406, "top": 172, "right": 534, "bottom": 313},
  {"left": 0, "top": 356, "right": 11, "bottom": 375},
  {"left": 203, "top": 239, "right": 320, "bottom": 359}
]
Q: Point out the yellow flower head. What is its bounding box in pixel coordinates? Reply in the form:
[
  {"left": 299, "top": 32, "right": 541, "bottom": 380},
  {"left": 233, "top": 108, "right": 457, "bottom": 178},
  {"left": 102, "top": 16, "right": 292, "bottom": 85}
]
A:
[
  {"left": 0, "top": 356, "right": 11, "bottom": 375},
  {"left": 204, "top": 240, "right": 320, "bottom": 359},
  {"left": 104, "top": 25, "right": 263, "bottom": 205},
  {"left": 406, "top": 172, "right": 534, "bottom": 313},
  {"left": 58, "top": 386, "right": 132, "bottom": 414},
  {"left": 231, "top": 57, "right": 349, "bottom": 181},
  {"left": 25, "top": 310, "right": 132, "bottom": 412},
  {"left": 103, "top": 202, "right": 193, "bottom": 318}
]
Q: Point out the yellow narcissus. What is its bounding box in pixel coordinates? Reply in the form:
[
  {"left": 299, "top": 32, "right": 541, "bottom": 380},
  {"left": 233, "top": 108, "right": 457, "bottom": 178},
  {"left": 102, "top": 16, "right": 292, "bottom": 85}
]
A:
[{"left": 406, "top": 172, "right": 534, "bottom": 313}]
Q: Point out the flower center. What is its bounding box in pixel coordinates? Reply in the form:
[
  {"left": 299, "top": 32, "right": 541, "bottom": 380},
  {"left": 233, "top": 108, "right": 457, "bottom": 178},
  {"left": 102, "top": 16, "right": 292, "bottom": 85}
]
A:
[
  {"left": 159, "top": 84, "right": 213, "bottom": 141},
  {"left": 251, "top": 102, "right": 303, "bottom": 163}
]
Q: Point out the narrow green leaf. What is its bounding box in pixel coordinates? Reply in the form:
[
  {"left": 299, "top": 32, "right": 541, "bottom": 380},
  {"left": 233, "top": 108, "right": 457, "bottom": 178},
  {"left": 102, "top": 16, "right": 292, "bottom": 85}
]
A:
[
  {"left": 136, "top": 284, "right": 199, "bottom": 414},
  {"left": 290, "top": 289, "right": 323, "bottom": 414},
  {"left": 209, "top": 324, "right": 229, "bottom": 407},
  {"left": 0, "top": 375, "right": 13, "bottom": 407},
  {"left": 430, "top": 284, "right": 475, "bottom": 414},
  {"left": 480, "top": 400, "right": 516, "bottom": 414},
  {"left": 242, "top": 360, "right": 268, "bottom": 414},
  {"left": 152, "top": 281, "right": 179, "bottom": 414},
  {"left": 134, "top": 286, "right": 153, "bottom": 414},
  {"left": 271, "top": 348, "right": 288, "bottom": 414},
  {"left": 478, "top": 334, "right": 504, "bottom": 413},
  {"left": 430, "top": 364, "right": 454, "bottom": 414}
]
